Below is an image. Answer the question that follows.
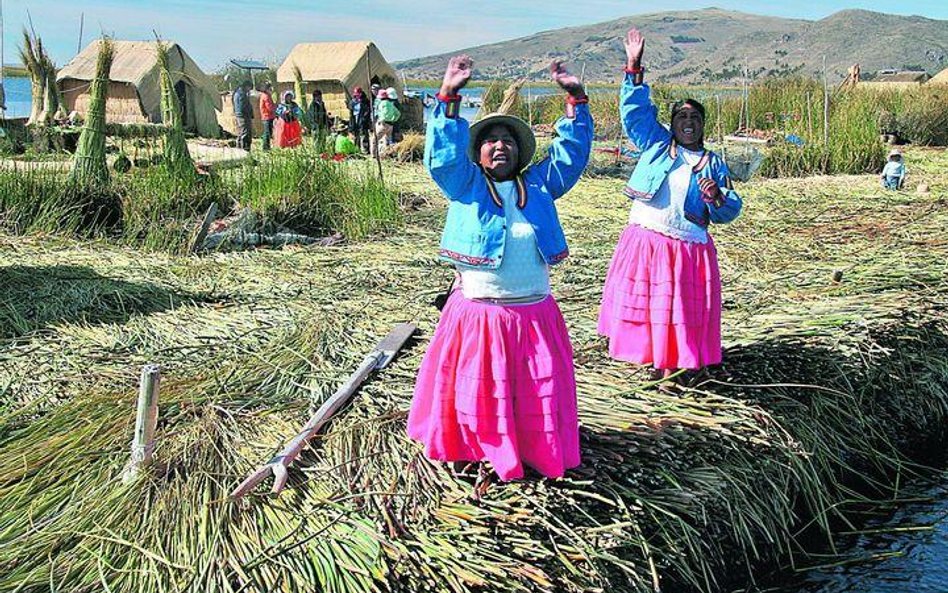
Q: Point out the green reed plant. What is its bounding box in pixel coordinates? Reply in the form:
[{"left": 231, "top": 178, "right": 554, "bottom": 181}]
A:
[
  {"left": 224, "top": 149, "right": 401, "bottom": 240},
  {"left": 867, "top": 86, "right": 948, "bottom": 146}
]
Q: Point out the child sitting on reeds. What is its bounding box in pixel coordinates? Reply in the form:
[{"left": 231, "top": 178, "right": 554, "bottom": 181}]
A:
[{"left": 881, "top": 149, "right": 906, "bottom": 190}]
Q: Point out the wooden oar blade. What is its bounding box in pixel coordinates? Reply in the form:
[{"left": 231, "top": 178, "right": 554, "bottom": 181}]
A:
[{"left": 374, "top": 323, "right": 417, "bottom": 369}]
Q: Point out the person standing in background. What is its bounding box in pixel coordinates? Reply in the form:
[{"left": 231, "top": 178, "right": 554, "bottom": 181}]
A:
[
  {"left": 307, "top": 89, "right": 330, "bottom": 150},
  {"left": 233, "top": 80, "right": 254, "bottom": 151},
  {"left": 387, "top": 87, "right": 403, "bottom": 143},
  {"left": 349, "top": 87, "right": 372, "bottom": 153},
  {"left": 259, "top": 82, "right": 276, "bottom": 151}
]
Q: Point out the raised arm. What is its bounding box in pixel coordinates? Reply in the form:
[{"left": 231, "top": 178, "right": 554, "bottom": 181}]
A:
[
  {"left": 424, "top": 55, "right": 479, "bottom": 201},
  {"left": 533, "top": 60, "right": 593, "bottom": 199},
  {"left": 620, "top": 28, "right": 670, "bottom": 151}
]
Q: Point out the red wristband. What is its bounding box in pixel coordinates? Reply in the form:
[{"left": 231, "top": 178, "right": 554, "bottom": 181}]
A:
[
  {"left": 436, "top": 93, "right": 462, "bottom": 118},
  {"left": 565, "top": 94, "right": 588, "bottom": 119},
  {"left": 624, "top": 65, "right": 644, "bottom": 74}
]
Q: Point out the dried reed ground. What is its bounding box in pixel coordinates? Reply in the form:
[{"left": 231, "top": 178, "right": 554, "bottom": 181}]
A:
[{"left": 1, "top": 148, "right": 947, "bottom": 592}]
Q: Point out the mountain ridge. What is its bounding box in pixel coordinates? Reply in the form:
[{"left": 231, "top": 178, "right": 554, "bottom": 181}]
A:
[{"left": 394, "top": 8, "right": 948, "bottom": 84}]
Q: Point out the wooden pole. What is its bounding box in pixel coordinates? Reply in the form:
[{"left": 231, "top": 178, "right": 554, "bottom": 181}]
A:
[
  {"left": 743, "top": 58, "right": 750, "bottom": 131},
  {"left": 527, "top": 82, "right": 532, "bottom": 127},
  {"left": 77, "top": 12, "right": 84, "bottom": 54},
  {"left": 231, "top": 323, "right": 416, "bottom": 499},
  {"left": 822, "top": 55, "right": 830, "bottom": 147},
  {"left": 122, "top": 365, "right": 160, "bottom": 483},
  {"left": 716, "top": 93, "right": 723, "bottom": 142},
  {"left": 822, "top": 56, "right": 830, "bottom": 172},
  {"left": 806, "top": 92, "right": 813, "bottom": 139},
  {"left": 364, "top": 46, "right": 384, "bottom": 182}
]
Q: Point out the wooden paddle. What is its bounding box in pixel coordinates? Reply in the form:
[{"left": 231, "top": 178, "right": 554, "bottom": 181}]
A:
[{"left": 231, "top": 323, "right": 417, "bottom": 499}]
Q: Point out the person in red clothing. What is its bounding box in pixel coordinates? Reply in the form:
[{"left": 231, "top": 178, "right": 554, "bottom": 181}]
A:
[
  {"left": 274, "top": 91, "right": 304, "bottom": 148},
  {"left": 259, "top": 82, "right": 276, "bottom": 151}
]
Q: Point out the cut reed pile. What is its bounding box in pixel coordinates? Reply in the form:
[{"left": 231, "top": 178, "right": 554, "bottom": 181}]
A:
[{"left": 1, "top": 149, "right": 947, "bottom": 592}]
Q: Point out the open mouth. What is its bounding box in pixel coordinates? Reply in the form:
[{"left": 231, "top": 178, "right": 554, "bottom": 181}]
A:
[
  {"left": 683, "top": 127, "right": 695, "bottom": 135},
  {"left": 492, "top": 153, "right": 509, "bottom": 164}
]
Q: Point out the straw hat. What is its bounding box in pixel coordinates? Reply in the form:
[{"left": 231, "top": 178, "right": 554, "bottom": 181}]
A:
[
  {"left": 888, "top": 148, "right": 902, "bottom": 158},
  {"left": 468, "top": 114, "right": 536, "bottom": 172}
]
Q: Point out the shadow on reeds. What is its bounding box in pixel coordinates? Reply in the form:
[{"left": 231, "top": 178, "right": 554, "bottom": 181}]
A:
[
  {"left": 711, "top": 317, "right": 948, "bottom": 461},
  {"left": 570, "top": 316, "right": 948, "bottom": 592},
  {"left": 0, "top": 264, "right": 203, "bottom": 339}
]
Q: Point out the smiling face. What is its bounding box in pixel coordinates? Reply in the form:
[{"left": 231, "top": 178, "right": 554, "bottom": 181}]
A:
[
  {"left": 478, "top": 124, "right": 520, "bottom": 181},
  {"left": 672, "top": 105, "right": 705, "bottom": 150}
]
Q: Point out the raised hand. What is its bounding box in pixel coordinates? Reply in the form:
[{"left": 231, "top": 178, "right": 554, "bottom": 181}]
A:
[
  {"left": 624, "top": 28, "right": 645, "bottom": 69},
  {"left": 441, "top": 55, "right": 473, "bottom": 96},
  {"left": 550, "top": 60, "right": 585, "bottom": 98},
  {"left": 698, "top": 177, "right": 723, "bottom": 206}
]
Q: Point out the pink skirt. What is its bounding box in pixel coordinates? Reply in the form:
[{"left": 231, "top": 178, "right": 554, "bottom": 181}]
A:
[
  {"left": 407, "top": 292, "right": 580, "bottom": 481},
  {"left": 597, "top": 224, "right": 722, "bottom": 370}
]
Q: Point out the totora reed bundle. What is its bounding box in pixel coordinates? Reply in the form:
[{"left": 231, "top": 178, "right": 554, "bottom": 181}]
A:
[{"left": 71, "top": 38, "right": 114, "bottom": 188}]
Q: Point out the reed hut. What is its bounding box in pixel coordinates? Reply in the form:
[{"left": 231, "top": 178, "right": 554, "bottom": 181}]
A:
[
  {"left": 862, "top": 71, "right": 931, "bottom": 90},
  {"left": 58, "top": 40, "right": 222, "bottom": 137},
  {"left": 275, "top": 41, "right": 402, "bottom": 124},
  {"left": 927, "top": 67, "right": 948, "bottom": 86}
]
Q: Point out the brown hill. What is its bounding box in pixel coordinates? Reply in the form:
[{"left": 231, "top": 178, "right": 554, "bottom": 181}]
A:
[{"left": 394, "top": 8, "right": 948, "bottom": 84}]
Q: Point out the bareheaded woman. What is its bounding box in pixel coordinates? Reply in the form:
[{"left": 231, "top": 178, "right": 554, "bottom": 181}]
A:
[{"left": 598, "top": 28, "right": 742, "bottom": 384}]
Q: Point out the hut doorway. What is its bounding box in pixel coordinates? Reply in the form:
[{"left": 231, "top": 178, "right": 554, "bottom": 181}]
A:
[{"left": 175, "top": 80, "right": 188, "bottom": 125}]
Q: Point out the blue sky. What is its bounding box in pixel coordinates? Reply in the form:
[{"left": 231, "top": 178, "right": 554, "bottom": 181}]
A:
[{"left": 3, "top": 1, "right": 947, "bottom": 71}]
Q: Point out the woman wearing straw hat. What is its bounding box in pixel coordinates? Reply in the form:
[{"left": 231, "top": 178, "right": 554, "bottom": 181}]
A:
[
  {"left": 407, "top": 54, "right": 593, "bottom": 487},
  {"left": 598, "top": 28, "right": 742, "bottom": 386}
]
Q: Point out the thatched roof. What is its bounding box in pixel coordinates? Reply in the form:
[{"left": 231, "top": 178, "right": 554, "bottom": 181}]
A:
[
  {"left": 871, "top": 71, "right": 930, "bottom": 84},
  {"left": 276, "top": 41, "right": 400, "bottom": 95},
  {"left": 928, "top": 67, "right": 948, "bottom": 85},
  {"left": 58, "top": 40, "right": 223, "bottom": 112}
]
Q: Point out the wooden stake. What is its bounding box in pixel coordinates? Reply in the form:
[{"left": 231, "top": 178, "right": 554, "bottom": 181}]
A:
[
  {"left": 822, "top": 55, "right": 830, "bottom": 147},
  {"left": 122, "top": 365, "right": 160, "bottom": 483},
  {"left": 77, "top": 12, "right": 84, "bottom": 54},
  {"left": 364, "top": 46, "right": 384, "bottom": 182}
]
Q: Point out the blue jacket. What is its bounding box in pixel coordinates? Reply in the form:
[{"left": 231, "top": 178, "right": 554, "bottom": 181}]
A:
[
  {"left": 425, "top": 97, "right": 593, "bottom": 269},
  {"left": 233, "top": 88, "right": 253, "bottom": 120},
  {"left": 621, "top": 74, "right": 741, "bottom": 227}
]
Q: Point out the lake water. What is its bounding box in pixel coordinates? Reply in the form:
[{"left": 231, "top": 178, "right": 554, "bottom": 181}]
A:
[
  {"left": 771, "top": 470, "right": 948, "bottom": 593},
  {"left": 2, "top": 76, "right": 32, "bottom": 119},
  {"left": 413, "top": 85, "right": 577, "bottom": 122}
]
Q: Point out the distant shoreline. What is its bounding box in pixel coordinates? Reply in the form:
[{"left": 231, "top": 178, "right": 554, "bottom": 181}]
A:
[{"left": 2, "top": 66, "right": 28, "bottom": 78}]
